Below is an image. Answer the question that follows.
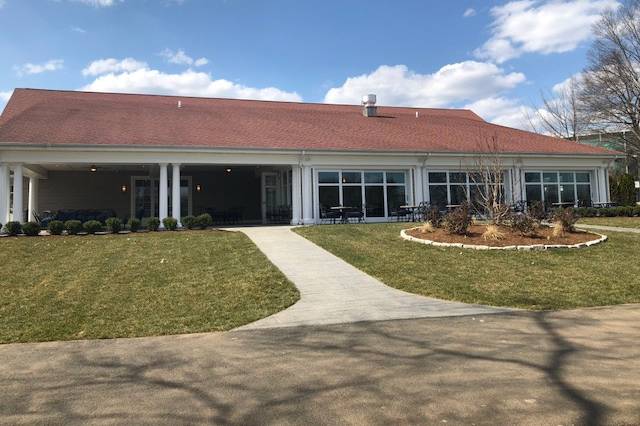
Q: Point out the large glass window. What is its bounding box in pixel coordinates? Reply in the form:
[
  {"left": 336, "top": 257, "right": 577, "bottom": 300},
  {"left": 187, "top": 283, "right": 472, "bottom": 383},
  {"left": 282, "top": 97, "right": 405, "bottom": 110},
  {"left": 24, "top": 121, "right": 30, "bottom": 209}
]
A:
[
  {"left": 318, "top": 186, "right": 339, "bottom": 216},
  {"left": 427, "top": 171, "right": 504, "bottom": 209},
  {"left": 524, "top": 171, "right": 592, "bottom": 207}
]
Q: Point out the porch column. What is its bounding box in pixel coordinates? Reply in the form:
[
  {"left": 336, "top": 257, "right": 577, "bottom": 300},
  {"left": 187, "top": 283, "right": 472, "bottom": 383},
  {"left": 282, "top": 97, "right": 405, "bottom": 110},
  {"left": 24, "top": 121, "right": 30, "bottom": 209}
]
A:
[
  {"left": 12, "top": 164, "right": 24, "bottom": 223},
  {"left": 598, "top": 167, "right": 609, "bottom": 203},
  {"left": 290, "top": 165, "right": 302, "bottom": 225},
  {"left": 28, "top": 176, "right": 39, "bottom": 222},
  {"left": 171, "top": 163, "right": 181, "bottom": 227},
  {"left": 511, "top": 167, "right": 523, "bottom": 203},
  {"left": 413, "top": 166, "right": 425, "bottom": 204},
  {"left": 0, "top": 164, "right": 9, "bottom": 225},
  {"left": 159, "top": 163, "right": 168, "bottom": 228},
  {"left": 301, "top": 165, "right": 314, "bottom": 224}
]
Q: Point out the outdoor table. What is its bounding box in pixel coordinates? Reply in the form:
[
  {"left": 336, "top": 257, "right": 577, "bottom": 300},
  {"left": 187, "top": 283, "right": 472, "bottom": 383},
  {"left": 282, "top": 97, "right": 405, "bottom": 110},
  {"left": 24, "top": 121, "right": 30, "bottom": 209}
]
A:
[
  {"left": 330, "top": 206, "right": 353, "bottom": 223},
  {"left": 593, "top": 202, "right": 616, "bottom": 208},
  {"left": 445, "top": 204, "right": 462, "bottom": 210},
  {"left": 552, "top": 202, "right": 574, "bottom": 208},
  {"left": 400, "top": 205, "right": 420, "bottom": 222}
]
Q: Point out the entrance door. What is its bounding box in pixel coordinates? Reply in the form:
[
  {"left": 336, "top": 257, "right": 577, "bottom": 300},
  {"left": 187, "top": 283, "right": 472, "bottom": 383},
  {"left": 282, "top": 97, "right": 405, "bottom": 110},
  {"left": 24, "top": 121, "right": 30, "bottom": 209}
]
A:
[
  {"left": 131, "top": 176, "right": 192, "bottom": 219},
  {"left": 261, "top": 172, "right": 279, "bottom": 224}
]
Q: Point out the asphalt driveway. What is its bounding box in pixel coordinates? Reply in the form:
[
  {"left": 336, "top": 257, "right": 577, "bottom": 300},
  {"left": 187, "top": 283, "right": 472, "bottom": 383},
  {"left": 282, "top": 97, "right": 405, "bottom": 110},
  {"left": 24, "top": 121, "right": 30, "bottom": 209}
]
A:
[{"left": 1, "top": 305, "right": 639, "bottom": 425}]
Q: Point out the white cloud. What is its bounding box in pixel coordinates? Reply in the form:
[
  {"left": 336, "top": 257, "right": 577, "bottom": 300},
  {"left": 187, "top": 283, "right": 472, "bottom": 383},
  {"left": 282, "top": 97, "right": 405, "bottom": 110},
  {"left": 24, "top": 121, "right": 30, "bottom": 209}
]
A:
[
  {"left": 81, "top": 67, "right": 302, "bottom": 102},
  {"left": 15, "top": 59, "right": 64, "bottom": 76},
  {"left": 463, "top": 8, "right": 476, "bottom": 17},
  {"left": 475, "top": 0, "right": 619, "bottom": 63},
  {"left": 323, "top": 62, "right": 525, "bottom": 107},
  {"left": 0, "top": 90, "right": 12, "bottom": 102},
  {"left": 0, "top": 0, "right": 6, "bottom": 9},
  {"left": 82, "top": 58, "right": 147, "bottom": 76},
  {"left": 71, "top": 0, "right": 121, "bottom": 7},
  {"left": 464, "top": 96, "right": 537, "bottom": 130},
  {"left": 160, "top": 48, "right": 208, "bottom": 67},
  {"left": 71, "top": 26, "right": 87, "bottom": 33}
]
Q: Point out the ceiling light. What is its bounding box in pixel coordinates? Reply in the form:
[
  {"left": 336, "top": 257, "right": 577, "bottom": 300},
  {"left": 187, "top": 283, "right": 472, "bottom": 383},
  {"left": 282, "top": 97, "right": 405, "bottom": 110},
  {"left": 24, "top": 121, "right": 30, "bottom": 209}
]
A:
[
  {"left": 90, "top": 165, "right": 97, "bottom": 172},
  {"left": 225, "top": 168, "right": 232, "bottom": 173}
]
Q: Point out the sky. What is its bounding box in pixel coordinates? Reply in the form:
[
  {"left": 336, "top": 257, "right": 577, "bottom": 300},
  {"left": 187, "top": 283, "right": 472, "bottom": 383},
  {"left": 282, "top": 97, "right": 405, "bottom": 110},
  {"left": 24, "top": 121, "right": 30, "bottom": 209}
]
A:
[{"left": 0, "top": 0, "right": 621, "bottom": 130}]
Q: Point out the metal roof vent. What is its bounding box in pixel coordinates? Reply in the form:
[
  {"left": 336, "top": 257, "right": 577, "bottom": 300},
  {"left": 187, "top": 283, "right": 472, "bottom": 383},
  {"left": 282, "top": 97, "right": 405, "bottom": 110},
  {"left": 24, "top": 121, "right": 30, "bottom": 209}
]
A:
[
  {"left": 177, "top": 100, "right": 182, "bottom": 109},
  {"left": 361, "top": 94, "right": 377, "bottom": 117}
]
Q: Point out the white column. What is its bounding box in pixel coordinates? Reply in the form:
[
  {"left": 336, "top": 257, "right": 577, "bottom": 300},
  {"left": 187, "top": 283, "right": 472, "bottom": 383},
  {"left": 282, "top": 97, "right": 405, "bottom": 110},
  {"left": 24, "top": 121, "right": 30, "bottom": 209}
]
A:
[
  {"left": 290, "top": 165, "right": 302, "bottom": 225},
  {"left": 413, "top": 166, "right": 425, "bottom": 204},
  {"left": 159, "top": 163, "right": 168, "bottom": 228},
  {"left": 511, "top": 167, "right": 523, "bottom": 203},
  {"left": 301, "top": 165, "right": 314, "bottom": 224},
  {"left": 171, "top": 163, "right": 181, "bottom": 227},
  {"left": 598, "top": 167, "right": 609, "bottom": 203},
  {"left": 28, "top": 176, "right": 39, "bottom": 222},
  {"left": 12, "top": 164, "right": 24, "bottom": 223},
  {"left": 0, "top": 164, "right": 9, "bottom": 225}
]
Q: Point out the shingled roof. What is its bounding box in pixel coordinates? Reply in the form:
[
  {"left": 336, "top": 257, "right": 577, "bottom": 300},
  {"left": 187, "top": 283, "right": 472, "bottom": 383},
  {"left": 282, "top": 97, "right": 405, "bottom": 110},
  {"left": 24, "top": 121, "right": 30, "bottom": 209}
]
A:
[{"left": 0, "top": 88, "right": 618, "bottom": 156}]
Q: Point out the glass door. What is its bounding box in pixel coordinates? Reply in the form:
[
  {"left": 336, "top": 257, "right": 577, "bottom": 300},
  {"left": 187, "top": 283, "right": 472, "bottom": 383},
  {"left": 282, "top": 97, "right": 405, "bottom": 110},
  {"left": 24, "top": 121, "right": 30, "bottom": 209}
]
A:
[{"left": 261, "top": 172, "right": 279, "bottom": 224}]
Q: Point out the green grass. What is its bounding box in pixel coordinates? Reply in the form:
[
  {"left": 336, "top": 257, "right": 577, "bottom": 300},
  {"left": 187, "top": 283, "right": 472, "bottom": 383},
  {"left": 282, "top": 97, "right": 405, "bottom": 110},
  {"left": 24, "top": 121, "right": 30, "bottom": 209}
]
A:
[
  {"left": 295, "top": 223, "right": 640, "bottom": 310},
  {"left": 0, "top": 231, "right": 299, "bottom": 344},
  {"left": 578, "top": 217, "right": 640, "bottom": 228}
]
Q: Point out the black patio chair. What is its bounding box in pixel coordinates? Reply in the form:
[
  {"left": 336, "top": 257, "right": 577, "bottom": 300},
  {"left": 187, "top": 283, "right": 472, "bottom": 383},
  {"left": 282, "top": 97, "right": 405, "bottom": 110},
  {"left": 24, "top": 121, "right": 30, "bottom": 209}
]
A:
[
  {"left": 390, "top": 207, "right": 409, "bottom": 222},
  {"left": 345, "top": 208, "right": 365, "bottom": 224},
  {"left": 320, "top": 207, "right": 341, "bottom": 224}
]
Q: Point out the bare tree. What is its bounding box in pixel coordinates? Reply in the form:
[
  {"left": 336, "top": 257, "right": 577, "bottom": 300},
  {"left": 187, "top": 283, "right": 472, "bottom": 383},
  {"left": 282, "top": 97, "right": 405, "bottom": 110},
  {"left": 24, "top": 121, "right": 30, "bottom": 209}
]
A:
[{"left": 580, "top": 0, "right": 640, "bottom": 155}]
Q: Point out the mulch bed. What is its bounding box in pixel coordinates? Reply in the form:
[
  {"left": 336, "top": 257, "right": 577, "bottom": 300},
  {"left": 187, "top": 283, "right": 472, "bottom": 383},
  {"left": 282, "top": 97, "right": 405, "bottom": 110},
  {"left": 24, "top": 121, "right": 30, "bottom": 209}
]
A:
[{"left": 406, "top": 224, "right": 598, "bottom": 247}]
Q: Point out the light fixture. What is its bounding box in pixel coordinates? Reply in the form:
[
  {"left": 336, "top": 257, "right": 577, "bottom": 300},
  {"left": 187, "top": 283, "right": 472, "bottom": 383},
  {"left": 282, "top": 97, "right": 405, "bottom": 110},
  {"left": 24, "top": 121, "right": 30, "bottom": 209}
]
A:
[
  {"left": 225, "top": 168, "right": 232, "bottom": 173},
  {"left": 121, "top": 185, "right": 127, "bottom": 193},
  {"left": 90, "top": 165, "right": 97, "bottom": 172},
  {"left": 196, "top": 184, "right": 202, "bottom": 192}
]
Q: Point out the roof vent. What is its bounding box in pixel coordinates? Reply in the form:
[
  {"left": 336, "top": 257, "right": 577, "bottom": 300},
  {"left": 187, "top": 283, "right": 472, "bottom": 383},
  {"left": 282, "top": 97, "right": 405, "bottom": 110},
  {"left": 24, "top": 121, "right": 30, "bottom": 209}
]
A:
[
  {"left": 361, "top": 94, "right": 377, "bottom": 117},
  {"left": 177, "top": 101, "right": 182, "bottom": 109}
]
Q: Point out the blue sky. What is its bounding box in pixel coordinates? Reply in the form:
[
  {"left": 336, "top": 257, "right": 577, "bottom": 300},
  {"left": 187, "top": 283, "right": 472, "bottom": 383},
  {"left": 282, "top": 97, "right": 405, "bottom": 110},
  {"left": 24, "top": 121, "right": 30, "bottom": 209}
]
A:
[{"left": 0, "top": 0, "right": 620, "bottom": 129}]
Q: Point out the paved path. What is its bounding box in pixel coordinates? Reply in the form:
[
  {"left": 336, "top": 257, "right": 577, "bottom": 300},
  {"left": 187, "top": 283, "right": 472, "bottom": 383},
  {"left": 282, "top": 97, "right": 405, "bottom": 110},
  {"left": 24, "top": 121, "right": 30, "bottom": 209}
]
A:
[
  {"left": 236, "top": 226, "right": 507, "bottom": 330},
  {"left": 576, "top": 223, "right": 640, "bottom": 233},
  {"left": 2, "top": 305, "right": 639, "bottom": 425}
]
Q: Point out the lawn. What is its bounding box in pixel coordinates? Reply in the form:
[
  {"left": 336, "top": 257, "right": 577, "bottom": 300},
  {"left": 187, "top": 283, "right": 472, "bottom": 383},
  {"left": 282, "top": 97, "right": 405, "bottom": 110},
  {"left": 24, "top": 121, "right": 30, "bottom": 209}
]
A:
[
  {"left": 578, "top": 217, "right": 640, "bottom": 228},
  {"left": 0, "top": 231, "right": 298, "bottom": 344},
  {"left": 295, "top": 223, "right": 640, "bottom": 310}
]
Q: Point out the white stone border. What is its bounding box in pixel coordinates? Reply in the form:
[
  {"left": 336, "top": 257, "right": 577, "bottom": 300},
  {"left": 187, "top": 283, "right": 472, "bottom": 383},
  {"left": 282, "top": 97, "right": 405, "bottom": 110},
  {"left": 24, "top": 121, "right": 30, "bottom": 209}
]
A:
[{"left": 400, "top": 228, "right": 607, "bottom": 251}]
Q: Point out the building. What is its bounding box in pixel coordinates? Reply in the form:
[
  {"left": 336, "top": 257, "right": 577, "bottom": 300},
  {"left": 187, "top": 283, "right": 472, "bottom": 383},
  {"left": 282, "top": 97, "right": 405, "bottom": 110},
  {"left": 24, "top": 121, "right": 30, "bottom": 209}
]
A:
[{"left": 0, "top": 89, "right": 620, "bottom": 227}]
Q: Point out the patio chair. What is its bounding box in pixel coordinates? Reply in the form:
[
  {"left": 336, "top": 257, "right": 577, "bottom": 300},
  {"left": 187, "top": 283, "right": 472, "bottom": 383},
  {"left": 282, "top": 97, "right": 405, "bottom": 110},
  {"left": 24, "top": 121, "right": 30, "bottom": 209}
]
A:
[
  {"left": 345, "top": 208, "right": 365, "bottom": 224},
  {"left": 320, "top": 207, "right": 341, "bottom": 224},
  {"left": 390, "top": 207, "right": 409, "bottom": 222}
]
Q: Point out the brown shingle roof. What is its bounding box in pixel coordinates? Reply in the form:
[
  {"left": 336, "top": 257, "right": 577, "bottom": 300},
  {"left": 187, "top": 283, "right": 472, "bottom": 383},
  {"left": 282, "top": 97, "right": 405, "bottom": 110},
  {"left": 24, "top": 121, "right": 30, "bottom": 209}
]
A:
[{"left": 0, "top": 88, "right": 618, "bottom": 156}]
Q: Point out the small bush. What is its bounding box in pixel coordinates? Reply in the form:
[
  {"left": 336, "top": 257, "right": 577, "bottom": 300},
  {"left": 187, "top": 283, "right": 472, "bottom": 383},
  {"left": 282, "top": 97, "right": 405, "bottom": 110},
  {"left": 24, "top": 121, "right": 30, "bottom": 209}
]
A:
[
  {"left": 4, "top": 221, "right": 22, "bottom": 236},
  {"left": 144, "top": 217, "right": 160, "bottom": 231},
  {"left": 105, "top": 217, "right": 122, "bottom": 234},
  {"left": 22, "top": 222, "right": 41, "bottom": 236},
  {"left": 611, "top": 173, "right": 637, "bottom": 206},
  {"left": 163, "top": 217, "right": 178, "bottom": 231},
  {"left": 510, "top": 212, "right": 539, "bottom": 236},
  {"left": 128, "top": 218, "right": 141, "bottom": 232},
  {"left": 552, "top": 221, "right": 565, "bottom": 238},
  {"left": 552, "top": 207, "right": 578, "bottom": 232},
  {"left": 47, "top": 220, "right": 64, "bottom": 235},
  {"left": 418, "top": 221, "right": 435, "bottom": 234},
  {"left": 527, "top": 201, "right": 547, "bottom": 221},
  {"left": 83, "top": 220, "right": 103, "bottom": 234},
  {"left": 196, "top": 213, "right": 213, "bottom": 229},
  {"left": 423, "top": 207, "right": 443, "bottom": 228},
  {"left": 181, "top": 215, "right": 197, "bottom": 230},
  {"left": 443, "top": 204, "right": 472, "bottom": 235},
  {"left": 482, "top": 224, "right": 505, "bottom": 241},
  {"left": 64, "top": 220, "right": 83, "bottom": 235}
]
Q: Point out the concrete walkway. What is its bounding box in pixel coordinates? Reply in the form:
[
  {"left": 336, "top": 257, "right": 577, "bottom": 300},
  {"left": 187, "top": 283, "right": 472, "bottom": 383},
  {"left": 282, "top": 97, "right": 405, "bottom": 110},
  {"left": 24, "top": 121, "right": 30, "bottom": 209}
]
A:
[
  {"left": 236, "top": 226, "right": 508, "bottom": 330},
  {"left": 576, "top": 223, "right": 640, "bottom": 233}
]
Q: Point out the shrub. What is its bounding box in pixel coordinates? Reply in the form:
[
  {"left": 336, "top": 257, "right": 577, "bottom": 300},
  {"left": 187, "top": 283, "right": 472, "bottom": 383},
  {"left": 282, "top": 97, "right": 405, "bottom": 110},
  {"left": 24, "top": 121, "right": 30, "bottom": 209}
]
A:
[
  {"left": 551, "top": 207, "right": 578, "bottom": 232},
  {"left": 482, "top": 224, "right": 505, "bottom": 241},
  {"left": 163, "top": 217, "right": 178, "bottom": 231},
  {"left": 418, "top": 221, "right": 435, "bottom": 234},
  {"left": 510, "top": 212, "right": 539, "bottom": 236},
  {"left": 610, "top": 173, "right": 637, "bottom": 206},
  {"left": 181, "top": 215, "right": 197, "bottom": 230},
  {"left": 128, "top": 218, "right": 141, "bottom": 232},
  {"left": 527, "top": 200, "right": 547, "bottom": 221},
  {"left": 195, "top": 213, "right": 213, "bottom": 229},
  {"left": 423, "top": 207, "right": 443, "bottom": 228},
  {"left": 64, "top": 220, "right": 83, "bottom": 235},
  {"left": 22, "top": 222, "right": 41, "bottom": 236},
  {"left": 4, "top": 221, "right": 22, "bottom": 236},
  {"left": 443, "top": 204, "right": 472, "bottom": 235},
  {"left": 552, "top": 221, "right": 565, "bottom": 239},
  {"left": 105, "top": 217, "right": 122, "bottom": 234},
  {"left": 144, "top": 217, "right": 160, "bottom": 231},
  {"left": 47, "top": 220, "right": 65, "bottom": 235},
  {"left": 83, "top": 220, "right": 103, "bottom": 234}
]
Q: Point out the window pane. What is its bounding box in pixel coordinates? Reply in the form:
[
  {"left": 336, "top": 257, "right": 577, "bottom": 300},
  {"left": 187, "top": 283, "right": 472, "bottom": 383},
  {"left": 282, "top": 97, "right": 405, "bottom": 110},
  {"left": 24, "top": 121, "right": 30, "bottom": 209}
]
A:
[
  {"left": 544, "top": 184, "right": 559, "bottom": 204},
  {"left": 342, "top": 172, "right": 361, "bottom": 184},
  {"left": 386, "top": 172, "right": 405, "bottom": 184},
  {"left": 386, "top": 186, "right": 406, "bottom": 215},
  {"left": 450, "top": 172, "right": 466, "bottom": 183},
  {"left": 343, "top": 186, "right": 363, "bottom": 210},
  {"left": 319, "top": 186, "right": 340, "bottom": 213},
  {"left": 576, "top": 184, "right": 592, "bottom": 206},
  {"left": 560, "top": 172, "right": 574, "bottom": 183},
  {"left": 429, "top": 185, "right": 448, "bottom": 207},
  {"left": 450, "top": 185, "right": 467, "bottom": 205},
  {"left": 525, "top": 172, "right": 541, "bottom": 183},
  {"left": 526, "top": 185, "right": 542, "bottom": 203},
  {"left": 470, "top": 185, "right": 486, "bottom": 211},
  {"left": 468, "top": 172, "right": 484, "bottom": 184},
  {"left": 365, "top": 186, "right": 385, "bottom": 217},
  {"left": 364, "top": 172, "right": 383, "bottom": 184},
  {"left": 560, "top": 184, "right": 576, "bottom": 204},
  {"left": 428, "top": 172, "right": 446, "bottom": 183},
  {"left": 318, "top": 172, "right": 339, "bottom": 184},
  {"left": 576, "top": 172, "right": 590, "bottom": 183},
  {"left": 543, "top": 172, "right": 558, "bottom": 183}
]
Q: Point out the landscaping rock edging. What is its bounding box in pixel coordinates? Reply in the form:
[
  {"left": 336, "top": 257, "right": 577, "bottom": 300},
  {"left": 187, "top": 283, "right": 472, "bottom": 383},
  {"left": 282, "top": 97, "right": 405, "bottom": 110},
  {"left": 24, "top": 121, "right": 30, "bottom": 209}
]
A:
[{"left": 400, "top": 228, "right": 608, "bottom": 251}]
